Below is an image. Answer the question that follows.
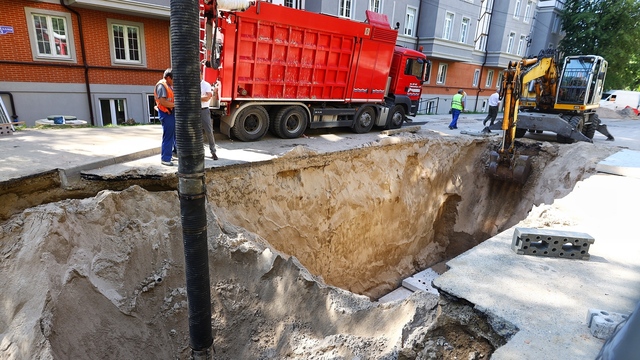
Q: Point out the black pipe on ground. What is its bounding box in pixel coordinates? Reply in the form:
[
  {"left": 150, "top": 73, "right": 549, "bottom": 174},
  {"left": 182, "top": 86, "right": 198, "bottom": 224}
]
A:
[{"left": 170, "top": 0, "right": 213, "bottom": 357}]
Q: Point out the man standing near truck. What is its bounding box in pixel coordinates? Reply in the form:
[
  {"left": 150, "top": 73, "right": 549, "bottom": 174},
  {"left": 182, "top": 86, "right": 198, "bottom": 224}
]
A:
[
  {"left": 200, "top": 69, "right": 218, "bottom": 160},
  {"left": 155, "top": 68, "right": 176, "bottom": 166},
  {"left": 449, "top": 89, "right": 465, "bottom": 130}
]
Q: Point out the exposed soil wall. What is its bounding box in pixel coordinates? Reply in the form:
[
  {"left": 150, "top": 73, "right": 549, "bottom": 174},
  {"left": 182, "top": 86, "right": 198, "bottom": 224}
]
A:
[
  {"left": 0, "top": 133, "right": 618, "bottom": 359},
  {"left": 204, "top": 134, "right": 615, "bottom": 299}
]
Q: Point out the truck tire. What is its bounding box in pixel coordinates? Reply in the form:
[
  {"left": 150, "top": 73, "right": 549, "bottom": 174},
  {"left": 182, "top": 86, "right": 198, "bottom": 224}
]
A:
[
  {"left": 231, "top": 105, "right": 269, "bottom": 142},
  {"left": 386, "top": 105, "right": 405, "bottom": 129},
  {"left": 353, "top": 106, "right": 375, "bottom": 134},
  {"left": 582, "top": 113, "right": 598, "bottom": 139},
  {"left": 273, "top": 106, "right": 308, "bottom": 139},
  {"left": 556, "top": 115, "right": 583, "bottom": 144}
]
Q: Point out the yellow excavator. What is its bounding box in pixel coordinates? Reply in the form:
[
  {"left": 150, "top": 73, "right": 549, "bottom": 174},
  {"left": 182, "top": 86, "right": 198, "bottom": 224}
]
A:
[{"left": 486, "top": 49, "right": 613, "bottom": 184}]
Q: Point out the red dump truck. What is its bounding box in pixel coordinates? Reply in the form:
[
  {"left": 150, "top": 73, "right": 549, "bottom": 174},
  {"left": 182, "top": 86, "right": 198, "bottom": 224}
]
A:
[{"left": 201, "top": 1, "right": 428, "bottom": 141}]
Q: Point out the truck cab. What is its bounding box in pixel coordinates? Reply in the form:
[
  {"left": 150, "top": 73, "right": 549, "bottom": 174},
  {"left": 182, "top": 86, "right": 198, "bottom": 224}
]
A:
[{"left": 388, "top": 47, "right": 429, "bottom": 116}]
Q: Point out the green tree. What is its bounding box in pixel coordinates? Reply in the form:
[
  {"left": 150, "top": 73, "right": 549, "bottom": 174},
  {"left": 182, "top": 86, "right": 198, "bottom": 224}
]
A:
[{"left": 559, "top": 0, "right": 640, "bottom": 90}]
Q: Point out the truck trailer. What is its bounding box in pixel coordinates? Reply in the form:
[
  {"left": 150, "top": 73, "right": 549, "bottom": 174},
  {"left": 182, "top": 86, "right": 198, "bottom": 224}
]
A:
[{"left": 200, "top": 1, "right": 429, "bottom": 141}]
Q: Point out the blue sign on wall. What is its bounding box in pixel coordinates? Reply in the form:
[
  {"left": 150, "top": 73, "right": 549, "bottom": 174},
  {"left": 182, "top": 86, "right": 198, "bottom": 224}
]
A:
[{"left": 0, "top": 26, "right": 14, "bottom": 35}]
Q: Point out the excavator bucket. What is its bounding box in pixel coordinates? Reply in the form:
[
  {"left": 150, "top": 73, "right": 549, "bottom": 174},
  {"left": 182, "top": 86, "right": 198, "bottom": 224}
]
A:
[{"left": 487, "top": 151, "right": 532, "bottom": 184}]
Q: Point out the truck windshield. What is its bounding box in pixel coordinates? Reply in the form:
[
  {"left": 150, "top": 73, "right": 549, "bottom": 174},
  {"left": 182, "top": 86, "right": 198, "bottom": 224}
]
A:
[
  {"left": 405, "top": 58, "right": 426, "bottom": 80},
  {"left": 557, "top": 57, "right": 595, "bottom": 104}
]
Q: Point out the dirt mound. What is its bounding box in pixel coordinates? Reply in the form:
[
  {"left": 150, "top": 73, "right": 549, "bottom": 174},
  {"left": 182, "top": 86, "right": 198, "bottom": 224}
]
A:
[
  {"left": 1, "top": 185, "right": 506, "bottom": 359},
  {"left": 596, "top": 107, "right": 639, "bottom": 119}
]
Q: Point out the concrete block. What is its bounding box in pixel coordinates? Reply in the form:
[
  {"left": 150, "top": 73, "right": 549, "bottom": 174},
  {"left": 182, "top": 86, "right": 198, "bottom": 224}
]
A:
[
  {"left": 401, "top": 268, "right": 440, "bottom": 295},
  {"left": 0, "top": 123, "right": 13, "bottom": 136},
  {"left": 377, "top": 287, "right": 414, "bottom": 303},
  {"left": 586, "top": 309, "right": 629, "bottom": 339},
  {"left": 512, "top": 227, "right": 594, "bottom": 260}
]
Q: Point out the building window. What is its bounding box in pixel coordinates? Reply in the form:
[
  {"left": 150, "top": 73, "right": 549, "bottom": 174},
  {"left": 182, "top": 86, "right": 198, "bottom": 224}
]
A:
[
  {"left": 148, "top": 95, "right": 159, "bottom": 123},
  {"left": 25, "top": 8, "right": 76, "bottom": 62},
  {"left": 460, "top": 17, "right": 470, "bottom": 43},
  {"left": 524, "top": 1, "right": 533, "bottom": 23},
  {"left": 443, "top": 12, "right": 454, "bottom": 40},
  {"left": 496, "top": 72, "right": 503, "bottom": 89},
  {"left": 517, "top": 35, "right": 526, "bottom": 56},
  {"left": 472, "top": 69, "right": 480, "bottom": 87},
  {"left": 369, "top": 0, "right": 381, "bottom": 13},
  {"left": 552, "top": 13, "right": 561, "bottom": 33},
  {"left": 405, "top": 6, "right": 417, "bottom": 36},
  {"left": 339, "top": 0, "right": 352, "bottom": 18},
  {"left": 100, "top": 99, "right": 128, "bottom": 126},
  {"left": 486, "top": 70, "right": 494, "bottom": 87},
  {"left": 507, "top": 32, "right": 515, "bottom": 53},
  {"left": 107, "top": 19, "right": 146, "bottom": 66},
  {"left": 436, "top": 63, "right": 448, "bottom": 84},
  {"left": 284, "top": 0, "right": 304, "bottom": 9},
  {"left": 513, "top": 0, "right": 522, "bottom": 19}
]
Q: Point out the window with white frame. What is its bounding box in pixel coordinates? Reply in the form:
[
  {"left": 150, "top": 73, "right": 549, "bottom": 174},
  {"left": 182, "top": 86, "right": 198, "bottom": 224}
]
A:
[
  {"left": 108, "top": 19, "right": 146, "bottom": 66},
  {"left": 460, "top": 17, "right": 470, "bottom": 43},
  {"left": 513, "top": 0, "right": 522, "bottom": 19},
  {"left": 147, "top": 94, "right": 159, "bottom": 123},
  {"left": 405, "top": 6, "right": 417, "bottom": 36},
  {"left": 339, "top": 0, "right": 352, "bottom": 18},
  {"left": 496, "top": 72, "right": 503, "bottom": 89},
  {"left": 99, "top": 99, "right": 128, "bottom": 126},
  {"left": 517, "top": 35, "right": 526, "bottom": 55},
  {"left": 369, "top": 0, "right": 381, "bottom": 13},
  {"left": 552, "top": 13, "right": 561, "bottom": 33},
  {"left": 472, "top": 69, "right": 480, "bottom": 87},
  {"left": 25, "top": 8, "right": 76, "bottom": 62},
  {"left": 443, "top": 12, "right": 454, "bottom": 40},
  {"left": 284, "top": 0, "right": 304, "bottom": 9},
  {"left": 507, "top": 32, "right": 515, "bottom": 53},
  {"left": 524, "top": 1, "right": 533, "bottom": 23},
  {"left": 486, "top": 70, "right": 494, "bottom": 87},
  {"left": 436, "top": 63, "right": 448, "bottom": 84}
]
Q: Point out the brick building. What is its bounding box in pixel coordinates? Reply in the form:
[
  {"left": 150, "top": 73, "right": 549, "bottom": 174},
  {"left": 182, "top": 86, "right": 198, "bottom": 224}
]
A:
[
  {"left": 0, "top": 0, "right": 171, "bottom": 126},
  {"left": 0, "top": 0, "right": 562, "bottom": 125}
]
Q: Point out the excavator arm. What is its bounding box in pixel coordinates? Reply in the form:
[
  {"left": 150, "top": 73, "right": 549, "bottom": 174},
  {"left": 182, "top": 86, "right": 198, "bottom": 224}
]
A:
[{"left": 487, "top": 57, "right": 549, "bottom": 184}]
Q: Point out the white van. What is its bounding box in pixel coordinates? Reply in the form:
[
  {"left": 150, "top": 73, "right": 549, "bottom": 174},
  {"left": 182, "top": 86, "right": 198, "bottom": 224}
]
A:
[{"left": 600, "top": 90, "right": 640, "bottom": 110}]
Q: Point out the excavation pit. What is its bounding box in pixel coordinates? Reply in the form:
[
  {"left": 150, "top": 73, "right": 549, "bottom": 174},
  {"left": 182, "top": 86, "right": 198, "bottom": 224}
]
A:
[{"left": 0, "top": 133, "right": 617, "bottom": 359}]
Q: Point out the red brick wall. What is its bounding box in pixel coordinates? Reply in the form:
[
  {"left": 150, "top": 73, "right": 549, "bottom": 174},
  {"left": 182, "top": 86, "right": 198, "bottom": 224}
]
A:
[
  {"left": 424, "top": 60, "right": 503, "bottom": 99},
  {"left": 0, "top": 0, "right": 170, "bottom": 85}
]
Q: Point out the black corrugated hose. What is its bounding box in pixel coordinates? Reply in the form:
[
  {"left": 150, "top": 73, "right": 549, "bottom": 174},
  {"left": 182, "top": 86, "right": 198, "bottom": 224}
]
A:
[{"left": 170, "top": 0, "right": 213, "bottom": 358}]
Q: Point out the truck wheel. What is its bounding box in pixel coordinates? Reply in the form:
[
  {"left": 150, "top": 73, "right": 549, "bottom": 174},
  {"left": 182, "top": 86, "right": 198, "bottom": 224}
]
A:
[
  {"left": 231, "top": 106, "right": 269, "bottom": 142},
  {"left": 386, "top": 105, "right": 405, "bottom": 129},
  {"left": 582, "top": 113, "right": 598, "bottom": 139},
  {"left": 273, "top": 106, "right": 308, "bottom": 139},
  {"left": 556, "top": 115, "right": 583, "bottom": 143},
  {"left": 353, "top": 106, "right": 375, "bottom": 134}
]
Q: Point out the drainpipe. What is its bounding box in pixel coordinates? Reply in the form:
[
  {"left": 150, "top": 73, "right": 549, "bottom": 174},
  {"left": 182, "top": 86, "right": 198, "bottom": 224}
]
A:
[
  {"left": 170, "top": 0, "right": 213, "bottom": 359},
  {"left": 60, "top": 0, "right": 95, "bottom": 125},
  {"left": 0, "top": 91, "right": 19, "bottom": 121},
  {"left": 474, "top": 4, "right": 494, "bottom": 112}
]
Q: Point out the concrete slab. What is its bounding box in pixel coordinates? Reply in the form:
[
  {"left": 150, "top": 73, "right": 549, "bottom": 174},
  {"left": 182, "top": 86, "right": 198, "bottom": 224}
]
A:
[
  {"left": 596, "top": 149, "right": 640, "bottom": 178},
  {"left": 377, "top": 287, "right": 414, "bottom": 303},
  {"left": 432, "top": 174, "right": 640, "bottom": 360}
]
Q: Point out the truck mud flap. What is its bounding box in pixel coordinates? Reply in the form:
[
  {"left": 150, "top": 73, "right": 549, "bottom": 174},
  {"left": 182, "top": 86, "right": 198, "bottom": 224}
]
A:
[{"left": 488, "top": 113, "right": 591, "bottom": 143}]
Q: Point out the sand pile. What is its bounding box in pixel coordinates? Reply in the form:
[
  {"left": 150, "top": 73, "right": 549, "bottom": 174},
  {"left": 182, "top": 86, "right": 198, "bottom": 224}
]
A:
[
  {"left": 0, "top": 185, "right": 506, "bottom": 359},
  {"left": 596, "top": 107, "right": 639, "bottom": 119}
]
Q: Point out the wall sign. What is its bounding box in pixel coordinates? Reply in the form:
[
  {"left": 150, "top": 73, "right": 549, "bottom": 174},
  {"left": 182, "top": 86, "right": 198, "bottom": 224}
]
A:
[{"left": 0, "top": 26, "right": 14, "bottom": 35}]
